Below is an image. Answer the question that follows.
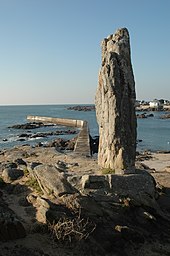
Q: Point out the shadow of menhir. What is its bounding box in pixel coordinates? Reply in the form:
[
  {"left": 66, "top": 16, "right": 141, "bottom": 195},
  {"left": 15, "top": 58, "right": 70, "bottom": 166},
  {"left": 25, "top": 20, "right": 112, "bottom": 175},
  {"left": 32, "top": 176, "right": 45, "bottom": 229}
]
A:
[
  {"left": 0, "top": 183, "right": 29, "bottom": 241},
  {"left": 90, "top": 135, "right": 99, "bottom": 155}
]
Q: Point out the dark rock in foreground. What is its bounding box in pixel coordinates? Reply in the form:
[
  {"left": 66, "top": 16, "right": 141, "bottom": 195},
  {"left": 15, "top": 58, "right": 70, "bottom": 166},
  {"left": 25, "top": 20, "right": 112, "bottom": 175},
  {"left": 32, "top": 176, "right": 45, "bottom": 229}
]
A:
[
  {"left": 17, "top": 129, "right": 77, "bottom": 140},
  {"left": 36, "top": 137, "right": 77, "bottom": 151},
  {"left": 0, "top": 196, "right": 26, "bottom": 241}
]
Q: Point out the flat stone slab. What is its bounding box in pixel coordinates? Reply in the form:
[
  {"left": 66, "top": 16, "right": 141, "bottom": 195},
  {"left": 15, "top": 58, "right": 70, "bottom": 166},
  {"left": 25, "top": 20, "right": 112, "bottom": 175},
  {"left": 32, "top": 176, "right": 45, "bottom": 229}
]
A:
[{"left": 70, "top": 171, "right": 157, "bottom": 208}]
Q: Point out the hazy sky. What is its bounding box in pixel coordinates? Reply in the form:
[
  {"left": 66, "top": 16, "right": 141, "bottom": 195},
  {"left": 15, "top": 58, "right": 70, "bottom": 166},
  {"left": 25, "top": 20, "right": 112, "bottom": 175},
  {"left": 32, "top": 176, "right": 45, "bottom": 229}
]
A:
[{"left": 0, "top": 0, "right": 169, "bottom": 105}]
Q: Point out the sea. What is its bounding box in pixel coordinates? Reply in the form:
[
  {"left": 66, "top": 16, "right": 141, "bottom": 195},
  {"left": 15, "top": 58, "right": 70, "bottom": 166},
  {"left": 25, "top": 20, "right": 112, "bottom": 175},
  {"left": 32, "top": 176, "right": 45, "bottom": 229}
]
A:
[{"left": 0, "top": 104, "right": 170, "bottom": 152}]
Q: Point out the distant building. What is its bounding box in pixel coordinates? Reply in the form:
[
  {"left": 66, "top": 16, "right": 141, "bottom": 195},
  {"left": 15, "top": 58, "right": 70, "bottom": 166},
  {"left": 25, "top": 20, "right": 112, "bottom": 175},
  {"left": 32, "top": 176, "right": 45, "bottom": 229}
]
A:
[
  {"left": 149, "top": 99, "right": 162, "bottom": 110},
  {"left": 164, "top": 100, "right": 170, "bottom": 105}
]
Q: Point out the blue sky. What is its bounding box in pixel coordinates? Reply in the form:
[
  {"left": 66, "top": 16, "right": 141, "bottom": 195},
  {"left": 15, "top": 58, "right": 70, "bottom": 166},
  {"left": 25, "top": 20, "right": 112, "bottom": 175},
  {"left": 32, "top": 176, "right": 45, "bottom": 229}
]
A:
[{"left": 0, "top": 0, "right": 169, "bottom": 105}]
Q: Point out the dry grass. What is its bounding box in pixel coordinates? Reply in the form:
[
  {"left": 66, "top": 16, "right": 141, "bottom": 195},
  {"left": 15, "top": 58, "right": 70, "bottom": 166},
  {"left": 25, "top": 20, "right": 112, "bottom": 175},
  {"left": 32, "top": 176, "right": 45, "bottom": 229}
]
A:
[{"left": 48, "top": 210, "right": 96, "bottom": 243}]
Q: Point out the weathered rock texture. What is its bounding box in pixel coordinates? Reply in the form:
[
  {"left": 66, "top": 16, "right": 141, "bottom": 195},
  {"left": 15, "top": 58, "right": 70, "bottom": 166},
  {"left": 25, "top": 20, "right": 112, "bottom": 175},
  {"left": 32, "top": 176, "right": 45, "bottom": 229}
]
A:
[
  {"left": 95, "top": 28, "right": 136, "bottom": 173},
  {"left": 28, "top": 164, "right": 77, "bottom": 197}
]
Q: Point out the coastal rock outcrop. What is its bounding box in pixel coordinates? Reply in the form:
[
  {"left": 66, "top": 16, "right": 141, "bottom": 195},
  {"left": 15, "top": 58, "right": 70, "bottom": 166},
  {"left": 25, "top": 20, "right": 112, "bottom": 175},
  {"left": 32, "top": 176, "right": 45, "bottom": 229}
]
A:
[
  {"left": 8, "top": 122, "right": 56, "bottom": 129},
  {"left": 95, "top": 28, "right": 136, "bottom": 173},
  {"left": 67, "top": 105, "right": 95, "bottom": 111},
  {"left": 1, "top": 145, "right": 170, "bottom": 255},
  {"left": 68, "top": 171, "right": 157, "bottom": 209},
  {"left": 1, "top": 161, "right": 25, "bottom": 183}
]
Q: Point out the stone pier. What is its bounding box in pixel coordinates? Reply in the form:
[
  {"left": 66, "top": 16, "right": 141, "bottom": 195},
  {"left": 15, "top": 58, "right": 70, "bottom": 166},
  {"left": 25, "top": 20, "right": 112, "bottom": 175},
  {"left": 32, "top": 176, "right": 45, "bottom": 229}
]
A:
[{"left": 27, "top": 115, "right": 91, "bottom": 157}]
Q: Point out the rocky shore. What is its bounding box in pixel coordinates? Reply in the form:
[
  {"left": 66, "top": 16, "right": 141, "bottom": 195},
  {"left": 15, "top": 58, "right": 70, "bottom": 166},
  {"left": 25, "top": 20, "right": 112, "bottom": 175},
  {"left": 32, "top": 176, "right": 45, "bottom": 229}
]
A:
[
  {"left": 136, "top": 113, "right": 154, "bottom": 119},
  {"left": 3, "top": 122, "right": 77, "bottom": 144},
  {"left": 0, "top": 142, "right": 170, "bottom": 255},
  {"left": 67, "top": 105, "right": 95, "bottom": 111},
  {"left": 67, "top": 104, "right": 170, "bottom": 113},
  {"left": 136, "top": 112, "right": 170, "bottom": 119},
  {"left": 136, "top": 105, "right": 170, "bottom": 112}
]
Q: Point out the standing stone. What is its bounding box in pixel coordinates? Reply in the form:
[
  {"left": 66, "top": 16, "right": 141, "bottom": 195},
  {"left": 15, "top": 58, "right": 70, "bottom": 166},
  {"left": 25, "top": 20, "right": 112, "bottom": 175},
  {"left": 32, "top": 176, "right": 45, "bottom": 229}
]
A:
[{"left": 95, "top": 28, "right": 136, "bottom": 174}]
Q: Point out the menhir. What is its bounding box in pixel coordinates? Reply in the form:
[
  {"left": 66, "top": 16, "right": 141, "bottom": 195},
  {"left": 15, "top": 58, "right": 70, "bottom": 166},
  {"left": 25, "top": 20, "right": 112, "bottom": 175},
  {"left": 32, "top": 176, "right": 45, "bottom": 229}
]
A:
[{"left": 95, "top": 28, "right": 137, "bottom": 174}]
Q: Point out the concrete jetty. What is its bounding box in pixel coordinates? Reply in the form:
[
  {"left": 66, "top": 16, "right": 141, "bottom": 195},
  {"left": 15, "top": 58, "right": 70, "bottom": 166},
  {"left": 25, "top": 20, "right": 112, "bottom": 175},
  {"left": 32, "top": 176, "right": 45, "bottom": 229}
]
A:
[
  {"left": 27, "top": 115, "right": 91, "bottom": 157},
  {"left": 27, "top": 115, "right": 84, "bottom": 128}
]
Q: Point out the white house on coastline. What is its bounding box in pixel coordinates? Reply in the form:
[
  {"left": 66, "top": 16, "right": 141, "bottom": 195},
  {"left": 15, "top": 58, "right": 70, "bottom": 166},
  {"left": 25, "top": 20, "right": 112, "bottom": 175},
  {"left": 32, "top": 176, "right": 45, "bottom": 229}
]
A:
[
  {"left": 136, "top": 99, "right": 170, "bottom": 110},
  {"left": 149, "top": 99, "right": 161, "bottom": 109}
]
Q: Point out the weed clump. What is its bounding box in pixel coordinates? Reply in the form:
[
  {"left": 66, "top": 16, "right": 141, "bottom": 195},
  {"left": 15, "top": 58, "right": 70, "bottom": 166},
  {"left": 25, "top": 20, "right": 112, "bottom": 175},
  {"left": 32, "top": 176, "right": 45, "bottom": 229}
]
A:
[
  {"left": 101, "top": 168, "right": 115, "bottom": 174},
  {"left": 48, "top": 210, "right": 96, "bottom": 243},
  {"left": 26, "top": 177, "right": 42, "bottom": 194}
]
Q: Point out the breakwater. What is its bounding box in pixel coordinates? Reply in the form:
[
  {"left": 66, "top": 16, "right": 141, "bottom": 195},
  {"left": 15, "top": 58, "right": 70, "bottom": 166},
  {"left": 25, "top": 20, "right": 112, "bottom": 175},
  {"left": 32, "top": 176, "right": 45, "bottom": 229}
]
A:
[
  {"left": 27, "top": 115, "right": 84, "bottom": 128},
  {"left": 27, "top": 115, "right": 91, "bottom": 157}
]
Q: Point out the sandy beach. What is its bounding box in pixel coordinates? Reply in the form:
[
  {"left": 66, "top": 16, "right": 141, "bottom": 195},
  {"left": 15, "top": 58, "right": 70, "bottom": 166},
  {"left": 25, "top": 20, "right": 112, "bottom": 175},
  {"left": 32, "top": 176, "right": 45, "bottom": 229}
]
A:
[
  {"left": 137, "top": 152, "right": 170, "bottom": 189},
  {"left": 143, "top": 152, "right": 170, "bottom": 172}
]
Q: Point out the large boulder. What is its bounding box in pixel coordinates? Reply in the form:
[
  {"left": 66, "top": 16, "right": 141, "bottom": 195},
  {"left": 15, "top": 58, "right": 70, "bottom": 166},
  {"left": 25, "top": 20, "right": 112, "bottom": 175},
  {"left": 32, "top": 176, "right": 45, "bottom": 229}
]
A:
[
  {"left": 2, "top": 168, "right": 24, "bottom": 183},
  {"left": 29, "top": 164, "right": 77, "bottom": 197},
  {"left": 95, "top": 28, "right": 136, "bottom": 173}
]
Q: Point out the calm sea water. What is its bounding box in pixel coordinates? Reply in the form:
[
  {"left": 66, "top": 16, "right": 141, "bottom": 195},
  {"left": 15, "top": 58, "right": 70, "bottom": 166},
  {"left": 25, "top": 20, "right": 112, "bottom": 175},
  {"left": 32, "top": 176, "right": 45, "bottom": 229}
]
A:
[{"left": 0, "top": 105, "right": 170, "bottom": 152}]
